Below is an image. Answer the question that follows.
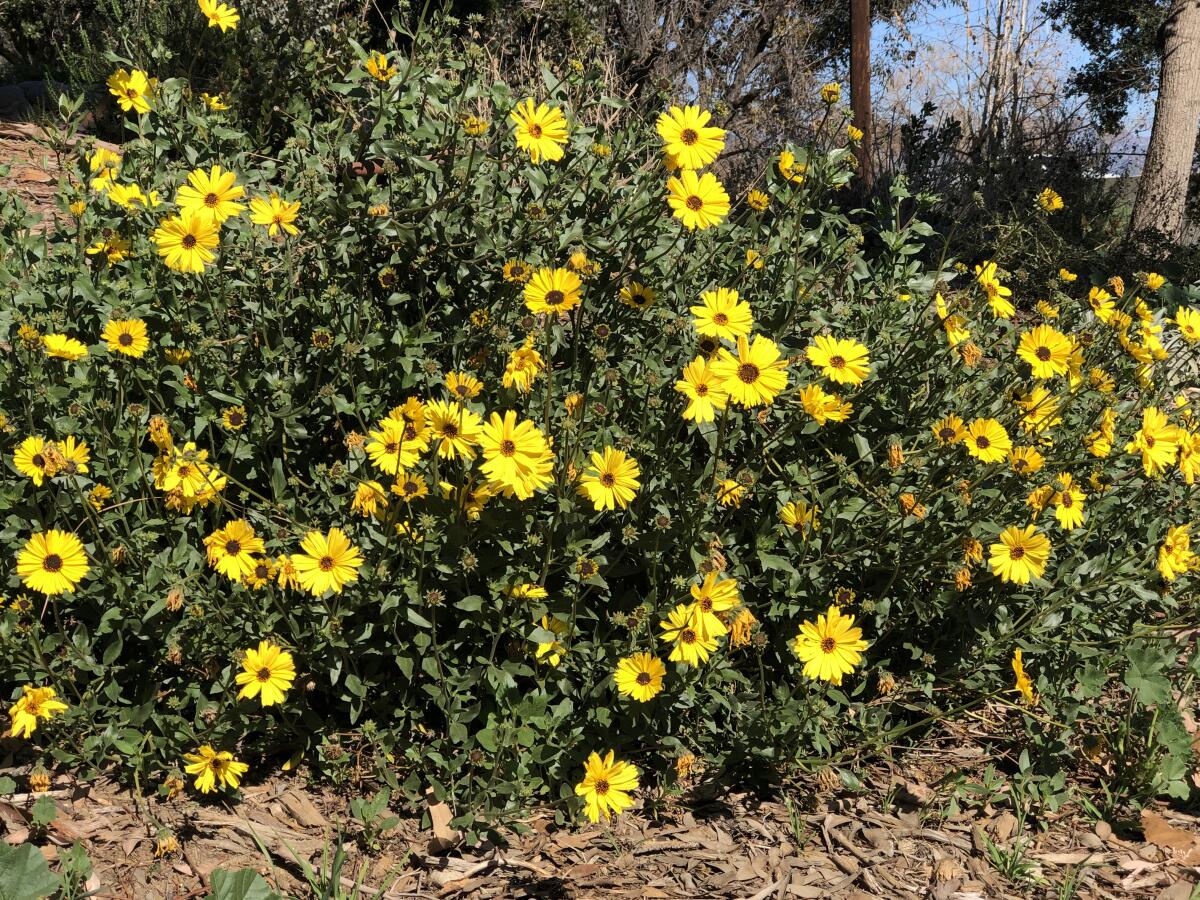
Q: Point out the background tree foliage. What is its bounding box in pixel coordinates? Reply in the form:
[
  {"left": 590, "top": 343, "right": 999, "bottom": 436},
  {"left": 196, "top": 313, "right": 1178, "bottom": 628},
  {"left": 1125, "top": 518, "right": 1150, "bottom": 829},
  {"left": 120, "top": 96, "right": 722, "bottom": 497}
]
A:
[{"left": 1043, "top": 0, "right": 1171, "bottom": 130}]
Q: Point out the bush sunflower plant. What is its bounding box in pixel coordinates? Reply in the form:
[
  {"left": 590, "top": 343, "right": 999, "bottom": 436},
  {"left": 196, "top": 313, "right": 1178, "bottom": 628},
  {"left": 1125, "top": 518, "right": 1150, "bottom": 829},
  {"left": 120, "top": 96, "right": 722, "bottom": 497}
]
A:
[{"left": 2, "top": 8, "right": 1200, "bottom": 835}]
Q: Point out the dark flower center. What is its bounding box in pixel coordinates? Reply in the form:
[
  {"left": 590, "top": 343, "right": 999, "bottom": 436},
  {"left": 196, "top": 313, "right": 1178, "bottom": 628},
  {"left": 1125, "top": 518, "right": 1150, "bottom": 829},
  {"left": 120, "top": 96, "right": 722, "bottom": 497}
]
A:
[
  {"left": 975, "top": 436, "right": 990, "bottom": 449},
  {"left": 32, "top": 454, "right": 45, "bottom": 468},
  {"left": 1010, "top": 546, "right": 1025, "bottom": 560},
  {"left": 685, "top": 195, "right": 704, "bottom": 211},
  {"left": 527, "top": 123, "right": 543, "bottom": 138},
  {"left": 442, "top": 423, "right": 459, "bottom": 437},
  {"left": 1035, "top": 347, "right": 1051, "bottom": 361},
  {"left": 500, "top": 439, "right": 517, "bottom": 456},
  {"left": 939, "top": 428, "right": 955, "bottom": 441},
  {"left": 1061, "top": 494, "right": 1072, "bottom": 507},
  {"left": 229, "top": 412, "right": 244, "bottom": 426},
  {"left": 319, "top": 555, "right": 335, "bottom": 571},
  {"left": 545, "top": 289, "right": 565, "bottom": 306},
  {"left": 600, "top": 472, "right": 616, "bottom": 487},
  {"left": 204, "top": 192, "right": 219, "bottom": 208},
  {"left": 225, "top": 540, "right": 242, "bottom": 556},
  {"left": 713, "top": 312, "right": 729, "bottom": 325},
  {"left": 403, "top": 481, "right": 418, "bottom": 496},
  {"left": 181, "top": 234, "right": 197, "bottom": 249},
  {"left": 737, "top": 363, "right": 760, "bottom": 384},
  {"left": 594, "top": 778, "right": 609, "bottom": 794},
  {"left": 119, "top": 333, "right": 133, "bottom": 346},
  {"left": 695, "top": 384, "right": 709, "bottom": 396},
  {"left": 830, "top": 355, "right": 846, "bottom": 369},
  {"left": 257, "top": 667, "right": 272, "bottom": 682},
  {"left": 680, "top": 628, "right": 696, "bottom": 644},
  {"left": 43, "top": 553, "right": 63, "bottom": 573},
  {"left": 820, "top": 637, "right": 836, "bottom": 653},
  {"left": 680, "top": 128, "right": 699, "bottom": 145},
  {"left": 636, "top": 672, "right": 651, "bottom": 685}
]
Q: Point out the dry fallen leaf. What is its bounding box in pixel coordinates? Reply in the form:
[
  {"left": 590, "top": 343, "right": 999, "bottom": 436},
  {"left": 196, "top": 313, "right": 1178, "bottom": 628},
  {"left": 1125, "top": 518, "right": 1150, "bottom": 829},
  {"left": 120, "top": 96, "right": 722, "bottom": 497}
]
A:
[
  {"left": 1142, "top": 810, "right": 1198, "bottom": 853},
  {"left": 425, "top": 786, "right": 460, "bottom": 854}
]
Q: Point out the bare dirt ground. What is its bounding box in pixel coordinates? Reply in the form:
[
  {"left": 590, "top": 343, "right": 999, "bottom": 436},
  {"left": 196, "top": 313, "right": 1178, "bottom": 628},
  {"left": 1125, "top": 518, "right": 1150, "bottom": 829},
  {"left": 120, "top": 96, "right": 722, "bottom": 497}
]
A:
[{"left": 3, "top": 730, "right": 1200, "bottom": 900}]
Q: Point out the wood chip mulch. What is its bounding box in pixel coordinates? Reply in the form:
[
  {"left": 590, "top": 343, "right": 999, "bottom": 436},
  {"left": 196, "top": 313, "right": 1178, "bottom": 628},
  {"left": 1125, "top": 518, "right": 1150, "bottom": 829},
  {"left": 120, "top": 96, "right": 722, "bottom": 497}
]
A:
[{"left": 2, "top": 741, "right": 1199, "bottom": 900}]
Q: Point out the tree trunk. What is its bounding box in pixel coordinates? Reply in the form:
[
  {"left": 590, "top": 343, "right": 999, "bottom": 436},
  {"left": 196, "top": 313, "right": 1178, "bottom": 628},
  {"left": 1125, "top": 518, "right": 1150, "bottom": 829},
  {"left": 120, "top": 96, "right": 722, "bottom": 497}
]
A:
[
  {"left": 850, "top": 0, "right": 874, "bottom": 190},
  {"left": 1129, "top": 0, "right": 1200, "bottom": 242}
]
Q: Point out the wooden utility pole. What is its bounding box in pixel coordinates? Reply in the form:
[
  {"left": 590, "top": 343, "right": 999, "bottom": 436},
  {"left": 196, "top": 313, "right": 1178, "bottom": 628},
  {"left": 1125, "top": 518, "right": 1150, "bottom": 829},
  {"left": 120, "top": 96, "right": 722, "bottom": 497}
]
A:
[{"left": 850, "top": 0, "right": 874, "bottom": 190}]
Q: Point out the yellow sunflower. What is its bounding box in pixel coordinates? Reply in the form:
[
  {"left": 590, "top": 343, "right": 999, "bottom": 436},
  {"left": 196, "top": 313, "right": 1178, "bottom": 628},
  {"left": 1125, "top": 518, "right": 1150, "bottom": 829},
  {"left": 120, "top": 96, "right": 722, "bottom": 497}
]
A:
[
  {"left": 152, "top": 211, "right": 220, "bottom": 273},
  {"left": 204, "top": 520, "right": 265, "bottom": 582},
  {"left": 175, "top": 164, "right": 245, "bottom": 223},
  {"left": 8, "top": 686, "right": 67, "bottom": 739},
  {"left": 106, "top": 68, "right": 154, "bottom": 115},
  {"left": 709, "top": 335, "right": 788, "bottom": 407},
  {"left": 510, "top": 98, "right": 569, "bottom": 164},
  {"left": 198, "top": 0, "right": 240, "bottom": 30},
  {"left": 674, "top": 355, "right": 728, "bottom": 423},
  {"left": 101, "top": 319, "right": 149, "bottom": 357},
  {"left": 574, "top": 751, "right": 639, "bottom": 823},
  {"left": 659, "top": 603, "right": 718, "bottom": 666},
  {"left": 613, "top": 653, "right": 666, "bottom": 702},
  {"left": 1016, "top": 324, "right": 1072, "bottom": 379},
  {"left": 578, "top": 446, "right": 641, "bottom": 511},
  {"left": 235, "top": 640, "right": 296, "bottom": 707},
  {"left": 524, "top": 267, "right": 583, "bottom": 315},
  {"left": 655, "top": 105, "right": 725, "bottom": 170},
  {"left": 292, "top": 528, "right": 364, "bottom": 595},
  {"left": 665, "top": 169, "right": 730, "bottom": 230},
  {"left": 790, "top": 605, "right": 868, "bottom": 685},
  {"left": 989, "top": 525, "right": 1051, "bottom": 584},
  {"left": 43, "top": 334, "right": 88, "bottom": 360},
  {"left": 479, "top": 411, "right": 555, "bottom": 499},
  {"left": 183, "top": 745, "right": 248, "bottom": 794},
  {"left": 963, "top": 418, "right": 1011, "bottom": 463},
  {"left": 425, "top": 400, "right": 483, "bottom": 460},
  {"left": 249, "top": 194, "right": 300, "bottom": 237},
  {"left": 690, "top": 287, "right": 752, "bottom": 341},
  {"left": 806, "top": 335, "right": 870, "bottom": 386},
  {"left": 13, "top": 436, "right": 53, "bottom": 486},
  {"left": 17, "top": 530, "right": 90, "bottom": 595}
]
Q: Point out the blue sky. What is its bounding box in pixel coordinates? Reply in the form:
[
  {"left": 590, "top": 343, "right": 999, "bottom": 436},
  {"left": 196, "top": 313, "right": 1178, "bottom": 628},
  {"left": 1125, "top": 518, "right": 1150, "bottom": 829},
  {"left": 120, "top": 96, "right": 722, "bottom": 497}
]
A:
[{"left": 873, "top": 1, "right": 1152, "bottom": 167}]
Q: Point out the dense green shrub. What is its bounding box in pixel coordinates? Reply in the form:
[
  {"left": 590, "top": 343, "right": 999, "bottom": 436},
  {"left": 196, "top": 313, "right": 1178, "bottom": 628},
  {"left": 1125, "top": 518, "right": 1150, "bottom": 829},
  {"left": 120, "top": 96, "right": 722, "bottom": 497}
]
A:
[{"left": 2, "top": 14, "right": 1199, "bottom": 833}]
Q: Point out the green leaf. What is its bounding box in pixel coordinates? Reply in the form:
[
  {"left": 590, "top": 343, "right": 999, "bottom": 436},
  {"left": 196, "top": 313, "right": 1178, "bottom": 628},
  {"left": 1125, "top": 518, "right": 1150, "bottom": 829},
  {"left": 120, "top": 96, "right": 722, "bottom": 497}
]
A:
[
  {"left": 1123, "top": 644, "right": 1173, "bottom": 706},
  {"left": 30, "top": 797, "right": 57, "bottom": 828},
  {"left": 0, "top": 843, "right": 61, "bottom": 900},
  {"left": 205, "top": 868, "right": 282, "bottom": 900},
  {"left": 270, "top": 458, "right": 286, "bottom": 501}
]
